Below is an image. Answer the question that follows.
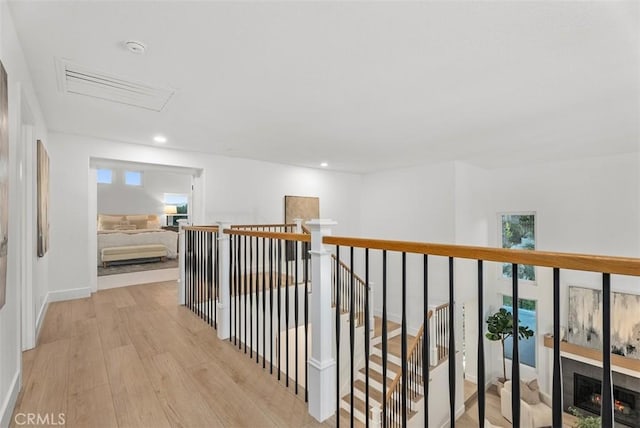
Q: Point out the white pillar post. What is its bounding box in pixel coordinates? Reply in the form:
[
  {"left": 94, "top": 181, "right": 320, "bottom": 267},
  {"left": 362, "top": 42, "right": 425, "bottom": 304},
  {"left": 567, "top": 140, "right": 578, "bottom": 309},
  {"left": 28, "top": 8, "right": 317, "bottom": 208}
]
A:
[
  {"left": 177, "top": 219, "right": 189, "bottom": 305},
  {"left": 371, "top": 405, "right": 382, "bottom": 428},
  {"left": 217, "top": 221, "right": 232, "bottom": 340},
  {"left": 307, "top": 219, "right": 337, "bottom": 422}
]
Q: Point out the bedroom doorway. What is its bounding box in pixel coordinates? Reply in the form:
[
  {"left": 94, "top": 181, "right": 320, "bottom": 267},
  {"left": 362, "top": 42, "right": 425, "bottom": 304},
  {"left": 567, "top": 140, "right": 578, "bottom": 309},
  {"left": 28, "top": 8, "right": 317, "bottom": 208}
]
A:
[{"left": 89, "top": 158, "right": 201, "bottom": 290}]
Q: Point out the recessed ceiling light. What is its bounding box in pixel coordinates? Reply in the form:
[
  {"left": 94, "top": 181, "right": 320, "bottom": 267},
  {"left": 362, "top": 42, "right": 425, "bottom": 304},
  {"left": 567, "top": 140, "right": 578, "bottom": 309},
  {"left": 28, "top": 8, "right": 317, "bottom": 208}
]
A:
[
  {"left": 124, "top": 40, "right": 146, "bottom": 55},
  {"left": 320, "top": 162, "right": 328, "bottom": 167},
  {"left": 153, "top": 135, "right": 167, "bottom": 144}
]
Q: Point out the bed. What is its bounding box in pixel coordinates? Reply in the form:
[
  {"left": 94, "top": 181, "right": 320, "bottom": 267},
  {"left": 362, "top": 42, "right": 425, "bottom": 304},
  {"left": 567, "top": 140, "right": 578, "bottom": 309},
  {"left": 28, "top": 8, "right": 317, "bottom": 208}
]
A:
[{"left": 97, "top": 214, "right": 178, "bottom": 266}]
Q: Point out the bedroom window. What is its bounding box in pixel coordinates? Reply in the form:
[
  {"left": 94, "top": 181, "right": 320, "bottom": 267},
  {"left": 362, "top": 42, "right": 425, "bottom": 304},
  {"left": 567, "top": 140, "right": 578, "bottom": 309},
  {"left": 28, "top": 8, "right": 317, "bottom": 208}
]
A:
[
  {"left": 97, "top": 169, "right": 112, "bottom": 184},
  {"left": 164, "top": 193, "right": 188, "bottom": 226},
  {"left": 124, "top": 171, "right": 143, "bottom": 186}
]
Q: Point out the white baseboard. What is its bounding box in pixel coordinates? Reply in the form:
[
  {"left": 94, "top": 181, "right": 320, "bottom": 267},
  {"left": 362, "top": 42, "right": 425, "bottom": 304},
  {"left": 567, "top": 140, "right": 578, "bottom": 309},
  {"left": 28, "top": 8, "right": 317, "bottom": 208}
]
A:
[
  {"left": 47, "top": 287, "right": 91, "bottom": 303},
  {"left": 35, "top": 297, "right": 49, "bottom": 343},
  {"left": 0, "top": 370, "right": 20, "bottom": 428},
  {"left": 464, "top": 374, "right": 477, "bottom": 384},
  {"left": 98, "top": 268, "right": 178, "bottom": 290}
]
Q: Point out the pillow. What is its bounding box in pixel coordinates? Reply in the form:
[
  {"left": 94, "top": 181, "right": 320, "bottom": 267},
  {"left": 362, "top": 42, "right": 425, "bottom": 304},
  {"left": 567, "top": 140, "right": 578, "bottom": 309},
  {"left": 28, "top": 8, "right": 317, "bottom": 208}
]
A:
[
  {"left": 520, "top": 379, "right": 541, "bottom": 405},
  {"left": 146, "top": 220, "right": 161, "bottom": 229},
  {"left": 126, "top": 215, "right": 149, "bottom": 221},
  {"left": 114, "top": 224, "right": 136, "bottom": 230},
  {"left": 101, "top": 215, "right": 124, "bottom": 222},
  {"left": 98, "top": 215, "right": 124, "bottom": 230}
]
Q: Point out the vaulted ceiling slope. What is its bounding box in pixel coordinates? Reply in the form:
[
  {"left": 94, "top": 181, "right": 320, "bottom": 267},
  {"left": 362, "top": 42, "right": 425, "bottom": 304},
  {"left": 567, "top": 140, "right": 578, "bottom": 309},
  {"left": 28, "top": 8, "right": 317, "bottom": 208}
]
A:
[{"left": 8, "top": 1, "right": 640, "bottom": 172}]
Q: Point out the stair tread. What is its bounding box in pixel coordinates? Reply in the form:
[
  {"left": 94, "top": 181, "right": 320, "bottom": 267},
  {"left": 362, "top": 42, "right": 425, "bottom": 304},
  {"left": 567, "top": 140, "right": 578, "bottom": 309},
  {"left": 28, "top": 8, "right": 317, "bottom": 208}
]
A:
[
  {"left": 373, "top": 333, "right": 416, "bottom": 360},
  {"left": 370, "top": 354, "right": 402, "bottom": 373},
  {"left": 354, "top": 379, "right": 384, "bottom": 404}
]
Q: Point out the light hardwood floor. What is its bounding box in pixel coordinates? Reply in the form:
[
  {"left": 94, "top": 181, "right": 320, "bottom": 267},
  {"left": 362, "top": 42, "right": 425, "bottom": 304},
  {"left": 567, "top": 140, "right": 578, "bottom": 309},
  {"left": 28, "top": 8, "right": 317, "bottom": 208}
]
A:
[{"left": 11, "top": 281, "right": 325, "bottom": 428}]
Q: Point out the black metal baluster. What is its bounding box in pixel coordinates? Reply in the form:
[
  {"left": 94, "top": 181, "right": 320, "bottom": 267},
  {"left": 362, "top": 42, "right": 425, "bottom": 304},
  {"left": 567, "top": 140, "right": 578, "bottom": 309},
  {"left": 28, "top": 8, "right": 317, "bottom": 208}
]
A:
[
  {"left": 244, "top": 235, "right": 248, "bottom": 353},
  {"left": 286, "top": 238, "right": 290, "bottom": 388},
  {"left": 552, "top": 268, "right": 562, "bottom": 428},
  {"left": 511, "top": 264, "right": 520, "bottom": 427},
  {"left": 349, "top": 247, "right": 355, "bottom": 427},
  {"left": 295, "top": 240, "right": 299, "bottom": 394},
  {"left": 448, "top": 257, "right": 455, "bottom": 428},
  {"left": 401, "top": 252, "right": 407, "bottom": 427},
  {"left": 304, "top": 239, "right": 309, "bottom": 402},
  {"left": 186, "top": 230, "right": 190, "bottom": 310},
  {"left": 237, "top": 235, "right": 241, "bottom": 349},
  {"left": 215, "top": 230, "right": 219, "bottom": 329},
  {"left": 365, "top": 249, "right": 370, "bottom": 428},
  {"left": 270, "top": 238, "right": 274, "bottom": 374},
  {"left": 336, "top": 246, "right": 341, "bottom": 428},
  {"left": 263, "top": 237, "right": 266, "bottom": 368},
  {"left": 423, "top": 255, "right": 429, "bottom": 426},
  {"left": 208, "top": 231, "right": 213, "bottom": 326},
  {"left": 255, "top": 236, "right": 259, "bottom": 364},
  {"left": 602, "top": 273, "right": 613, "bottom": 428},
  {"left": 382, "top": 250, "right": 388, "bottom": 428},
  {"left": 229, "top": 233, "right": 233, "bottom": 343},
  {"left": 277, "top": 239, "right": 282, "bottom": 380},
  {"left": 477, "top": 261, "right": 485, "bottom": 428},
  {"left": 250, "top": 235, "right": 253, "bottom": 358}
]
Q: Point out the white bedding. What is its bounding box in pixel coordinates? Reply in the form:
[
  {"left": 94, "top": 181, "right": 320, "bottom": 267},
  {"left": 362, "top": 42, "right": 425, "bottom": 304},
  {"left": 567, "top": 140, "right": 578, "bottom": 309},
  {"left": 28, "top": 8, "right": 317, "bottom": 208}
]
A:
[{"left": 97, "top": 229, "right": 178, "bottom": 264}]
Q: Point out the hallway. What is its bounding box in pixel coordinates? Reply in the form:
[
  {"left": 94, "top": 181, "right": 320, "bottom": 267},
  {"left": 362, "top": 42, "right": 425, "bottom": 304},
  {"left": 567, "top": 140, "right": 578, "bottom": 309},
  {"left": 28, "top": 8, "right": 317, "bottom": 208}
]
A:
[{"left": 11, "top": 281, "right": 324, "bottom": 427}]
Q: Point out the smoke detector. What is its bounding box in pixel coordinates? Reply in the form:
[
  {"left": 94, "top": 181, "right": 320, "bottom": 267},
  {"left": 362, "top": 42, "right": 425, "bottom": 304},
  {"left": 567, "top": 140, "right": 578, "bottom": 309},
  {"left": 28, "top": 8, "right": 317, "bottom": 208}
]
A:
[{"left": 124, "top": 40, "right": 146, "bottom": 54}]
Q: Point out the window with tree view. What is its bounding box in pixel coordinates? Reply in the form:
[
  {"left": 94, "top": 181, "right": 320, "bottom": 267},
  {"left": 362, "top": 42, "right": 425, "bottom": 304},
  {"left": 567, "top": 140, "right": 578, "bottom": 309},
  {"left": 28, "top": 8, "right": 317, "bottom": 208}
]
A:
[
  {"left": 502, "top": 296, "right": 537, "bottom": 368},
  {"left": 501, "top": 213, "right": 535, "bottom": 281}
]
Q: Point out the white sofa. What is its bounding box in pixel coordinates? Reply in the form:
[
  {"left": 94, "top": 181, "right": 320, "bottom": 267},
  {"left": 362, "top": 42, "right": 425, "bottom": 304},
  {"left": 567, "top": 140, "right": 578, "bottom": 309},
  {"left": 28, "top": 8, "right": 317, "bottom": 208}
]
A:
[{"left": 501, "top": 380, "right": 553, "bottom": 428}]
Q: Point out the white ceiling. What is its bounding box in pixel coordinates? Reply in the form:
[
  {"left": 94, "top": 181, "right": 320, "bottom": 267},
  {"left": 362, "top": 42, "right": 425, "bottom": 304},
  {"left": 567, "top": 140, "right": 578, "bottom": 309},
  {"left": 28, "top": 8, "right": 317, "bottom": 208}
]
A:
[{"left": 8, "top": 1, "right": 640, "bottom": 173}]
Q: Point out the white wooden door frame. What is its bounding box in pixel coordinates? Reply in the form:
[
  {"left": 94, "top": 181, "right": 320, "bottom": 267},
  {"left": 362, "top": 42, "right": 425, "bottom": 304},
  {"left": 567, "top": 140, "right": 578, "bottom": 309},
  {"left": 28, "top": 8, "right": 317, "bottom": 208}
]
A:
[{"left": 18, "top": 86, "right": 36, "bottom": 350}]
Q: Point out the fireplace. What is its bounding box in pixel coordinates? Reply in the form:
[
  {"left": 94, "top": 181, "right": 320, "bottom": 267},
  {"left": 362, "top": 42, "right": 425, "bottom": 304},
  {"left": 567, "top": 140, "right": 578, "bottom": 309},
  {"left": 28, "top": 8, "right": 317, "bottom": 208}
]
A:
[{"left": 573, "top": 373, "right": 639, "bottom": 427}]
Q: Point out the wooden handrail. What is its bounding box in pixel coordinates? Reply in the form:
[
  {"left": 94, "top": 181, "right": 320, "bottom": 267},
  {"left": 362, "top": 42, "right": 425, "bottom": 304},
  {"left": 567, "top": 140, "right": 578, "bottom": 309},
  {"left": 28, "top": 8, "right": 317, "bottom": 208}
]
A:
[
  {"left": 322, "top": 236, "right": 640, "bottom": 276},
  {"left": 385, "top": 310, "right": 433, "bottom": 404},
  {"left": 230, "top": 223, "right": 296, "bottom": 229},
  {"left": 301, "top": 224, "right": 311, "bottom": 234},
  {"left": 182, "top": 225, "right": 219, "bottom": 232},
  {"left": 223, "top": 228, "right": 311, "bottom": 242},
  {"left": 331, "top": 254, "right": 367, "bottom": 288}
]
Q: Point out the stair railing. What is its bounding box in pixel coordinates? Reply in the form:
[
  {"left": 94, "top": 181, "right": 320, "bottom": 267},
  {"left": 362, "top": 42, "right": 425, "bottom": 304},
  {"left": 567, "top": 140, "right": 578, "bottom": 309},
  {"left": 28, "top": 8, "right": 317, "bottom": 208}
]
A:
[
  {"left": 331, "top": 254, "right": 368, "bottom": 327},
  {"left": 384, "top": 310, "right": 433, "bottom": 427}
]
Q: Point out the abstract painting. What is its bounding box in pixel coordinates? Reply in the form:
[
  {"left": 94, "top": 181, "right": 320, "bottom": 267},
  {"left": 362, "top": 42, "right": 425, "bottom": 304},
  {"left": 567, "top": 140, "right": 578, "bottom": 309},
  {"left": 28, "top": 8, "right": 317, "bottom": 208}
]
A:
[
  {"left": 284, "top": 195, "right": 319, "bottom": 260},
  {"left": 284, "top": 195, "right": 319, "bottom": 226},
  {"left": 0, "top": 61, "right": 8, "bottom": 309},
  {"left": 37, "top": 140, "right": 50, "bottom": 257},
  {"left": 568, "top": 286, "right": 640, "bottom": 359}
]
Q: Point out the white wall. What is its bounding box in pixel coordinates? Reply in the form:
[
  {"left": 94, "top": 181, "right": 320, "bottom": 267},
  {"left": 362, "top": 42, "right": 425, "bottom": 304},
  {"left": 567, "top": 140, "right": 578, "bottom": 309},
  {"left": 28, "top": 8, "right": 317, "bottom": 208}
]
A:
[
  {"left": 481, "top": 153, "right": 640, "bottom": 393},
  {"left": 359, "top": 161, "right": 456, "bottom": 334},
  {"left": 357, "top": 153, "right": 640, "bottom": 398},
  {"left": 97, "top": 165, "right": 191, "bottom": 219},
  {"left": 0, "top": 3, "right": 49, "bottom": 426},
  {"left": 47, "top": 132, "right": 363, "bottom": 298}
]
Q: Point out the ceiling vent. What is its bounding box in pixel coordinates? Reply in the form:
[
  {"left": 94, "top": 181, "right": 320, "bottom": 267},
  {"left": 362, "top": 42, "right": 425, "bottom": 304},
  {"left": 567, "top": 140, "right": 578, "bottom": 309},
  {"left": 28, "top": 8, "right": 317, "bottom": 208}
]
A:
[{"left": 55, "top": 58, "right": 174, "bottom": 112}]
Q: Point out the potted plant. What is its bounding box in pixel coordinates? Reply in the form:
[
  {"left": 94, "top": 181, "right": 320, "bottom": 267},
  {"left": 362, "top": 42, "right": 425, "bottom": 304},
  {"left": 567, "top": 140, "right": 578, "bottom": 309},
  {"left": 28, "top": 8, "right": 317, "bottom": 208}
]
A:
[
  {"left": 485, "top": 307, "right": 534, "bottom": 393},
  {"left": 568, "top": 407, "right": 601, "bottom": 428}
]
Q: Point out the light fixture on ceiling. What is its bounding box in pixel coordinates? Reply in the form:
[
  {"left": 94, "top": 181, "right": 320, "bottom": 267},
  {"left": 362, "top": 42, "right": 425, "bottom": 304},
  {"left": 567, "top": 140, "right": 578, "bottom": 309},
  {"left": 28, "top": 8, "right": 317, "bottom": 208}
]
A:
[
  {"left": 320, "top": 162, "right": 328, "bottom": 168},
  {"left": 153, "top": 135, "right": 167, "bottom": 144},
  {"left": 124, "top": 40, "right": 146, "bottom": 55}
]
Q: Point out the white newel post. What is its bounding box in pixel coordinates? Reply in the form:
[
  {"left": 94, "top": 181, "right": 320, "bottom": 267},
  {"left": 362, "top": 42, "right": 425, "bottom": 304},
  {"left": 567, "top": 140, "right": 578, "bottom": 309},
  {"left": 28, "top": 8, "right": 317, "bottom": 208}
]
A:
[
  {"left": 368, "top": 282, "right": 375, "bottom": 332},
  {"left": 217, "top": 221, "right": 232, "bottom": 340},
  {"left": 307, "top": 219, "right": 337, "bottom": 422},
  {"left": 177, "top": 219, "right": 189, "bottom": 305}
]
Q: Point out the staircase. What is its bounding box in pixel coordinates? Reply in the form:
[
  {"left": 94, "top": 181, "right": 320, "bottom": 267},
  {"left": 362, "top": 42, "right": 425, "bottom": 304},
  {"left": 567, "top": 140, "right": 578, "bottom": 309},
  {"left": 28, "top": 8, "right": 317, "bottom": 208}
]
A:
[{"left": 338, "top": 309, "right": 449, "bottom": 427}]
